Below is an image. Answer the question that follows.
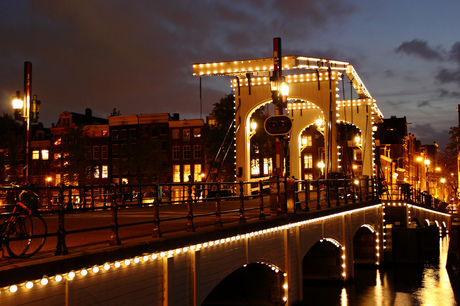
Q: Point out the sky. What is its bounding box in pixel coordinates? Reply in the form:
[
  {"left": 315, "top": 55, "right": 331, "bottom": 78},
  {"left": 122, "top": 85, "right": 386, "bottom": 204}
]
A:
[{"left": 1, "top": 0, "right": 459, "bottom": 149}]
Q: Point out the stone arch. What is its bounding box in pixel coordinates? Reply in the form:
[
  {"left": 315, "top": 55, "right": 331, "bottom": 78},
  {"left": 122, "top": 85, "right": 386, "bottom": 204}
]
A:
[
  {"left": 353, "top": 224, "right": 377, "bottom": 264},
  {"left": 201, "top": 262, "right": 287, "bottom": 305},
  {"left": 302, "top": 237, "right": 345, "bottom": 282}
]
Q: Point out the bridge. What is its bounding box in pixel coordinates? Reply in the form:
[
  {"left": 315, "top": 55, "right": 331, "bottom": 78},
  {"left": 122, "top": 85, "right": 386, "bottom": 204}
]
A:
[{"left": 0, "top": 179, "right": 452, "bottom": 305}]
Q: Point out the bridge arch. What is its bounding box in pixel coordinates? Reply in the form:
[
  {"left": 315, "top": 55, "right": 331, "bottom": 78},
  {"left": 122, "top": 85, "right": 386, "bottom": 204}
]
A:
[
  {"left": 202, "top": 262, "right": 287, "bottom": 305},
  {"left": 353, "top": 224, "right": 378, "bottom": 264}
]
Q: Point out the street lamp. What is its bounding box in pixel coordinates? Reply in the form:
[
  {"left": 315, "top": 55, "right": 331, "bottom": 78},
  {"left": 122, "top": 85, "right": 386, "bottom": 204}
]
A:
[
  {"left": 318, "top": 161, "right": 325, "bottom": 178},
  {"left": 249, "top": 120, "right": 257, "bottom": 139},
  {"left": 441, "top": 177, "right": 446, "bottom": 202}
]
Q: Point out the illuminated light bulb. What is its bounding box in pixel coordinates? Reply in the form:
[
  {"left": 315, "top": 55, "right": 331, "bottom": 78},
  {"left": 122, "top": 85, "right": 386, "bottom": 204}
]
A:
[
  {"left": 175, "top": 249, "right": 181, "bottom": 254},
  {"left": 55, "top": 275, "right": 63, "bottom": 282},
  {"left": 152, "top": 254, "right": 158, "bottom": 259},
  {"left": 80, "top": 270, "right": 87, "bottom": 277},
  {"left": 168, "top": 251, "right": 174, "bottom": 257},
  {"left": 26, "top": 281, "right": 34, "bottom": 289},
  {"left": 10, "top": 285, "right": 18, "bottom": 293},
  {"left": 143, "top": 255, "right": 149, "bottom": 261},
  {"left": 134, "top": 257, "right": 140, "bottom": 263},
  {"left": 68, "top": 272, "right": 76, "bottom": 279},
  {"left": 283, "top": 284, "right": 288, "bottom": 289},
  {"left": 183, "top": 247, "right": 189, "bottom": 252},
  {"left": 160, "top": 252, "right": 166, "bottom": 257},
  {"left": 114, "top": 262, "right": 121, "bottom": 268},
  {"left": 124, "top": 259, "right": 131, "bottom": 266},
  {"left": 283, "top": 297, "right": 288, "bottom": 302},
  {"left": 93, "top": 266, "right": 99, "bottom": 273}
]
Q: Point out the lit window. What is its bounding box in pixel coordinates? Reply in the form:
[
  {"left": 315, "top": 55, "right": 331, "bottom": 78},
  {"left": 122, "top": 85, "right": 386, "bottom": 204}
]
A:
[
  {"left": 41, "top": 150, "right": 49, "bottom": 160},
  {"left": 251, "top": 159, "right": 260, "bottom": 175},
  {"left": 183, "top": 146, "right": 191, "bottom": 159},
  {"left": 302, "top": 135, "right": 312, "bottom": 147},
  {"left": 172, "top": 129, "right": 180, "bottom": 139},
  {"left": 264, "top": 158, "right": 272, "bottom": 175},
  {"left": 173, "top": 165, "right": 180, "bottom": 182},
  {"left": 173, "top": 146, "right": 180, "bottom": 160},
  {"left": 354, "top": 150, "right": 362, "bottom": 161},
  {"left": 183, "top": 129, "right": 190, "bottom": 141},
  {"left": 193, "top": 128, "right": 201, "bottom": 138},
  {"left": 93, "top": 146, "right": 100, "bottom": 159},
  {"left": 304, "top": 154, "right": 313, "bottom": 169},
  {"left": 54, "top": 138, "right": 62, "bottom": 146},
  {"left": 183, "top": 164, "right": 191, "bottom": 182},
  {"left": 94, "top": 166, "right": 100, "bottom": 178},
  {"left": 102, "top": 165, "right": 108, "bottom": 178},
  {"left": 193, "top": 145, "right": 201, "bottom": 159},
  {"left": 194, "top": 164, "right": 202, "bottom": 182},
  {"left": 54, "top": 153, "right": 61, "bottom": 160},
  {"left": 32, "top": 150, "right": 40, "bottom": 160}
]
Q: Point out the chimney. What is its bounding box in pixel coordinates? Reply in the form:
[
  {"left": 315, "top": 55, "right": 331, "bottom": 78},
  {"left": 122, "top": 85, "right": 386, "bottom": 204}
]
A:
[{"left": 85, "top": 108, "right": 92, "bottom": 118}]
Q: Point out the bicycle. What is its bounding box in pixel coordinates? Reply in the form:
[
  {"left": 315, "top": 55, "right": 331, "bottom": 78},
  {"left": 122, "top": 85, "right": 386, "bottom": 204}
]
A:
[{"left": 0, "top": 202, "right": 47, "bottom": 258}]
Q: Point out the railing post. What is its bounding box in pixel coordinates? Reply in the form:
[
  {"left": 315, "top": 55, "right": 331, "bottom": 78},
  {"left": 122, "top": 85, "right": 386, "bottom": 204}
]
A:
[
  {"left": 186, "top": 181, "right": 195, "bottom": 232},
  {"left": 336, "top": 179, "right": 340, "bottom": 206},
  {"left": 326, "top": 179, "right": 331, "bottom": 208},
  {"left": 239, "top": 181, "right": 246, "bottom": 223},
  {"left": 110, "top": 184, "right": 121, "bottom": 245},
  {"left": 215, "top": 182, "right": 223, "bottom": 227},
  {"left": 55, "top": 183, "right": 68, "bottom": 256},
  {"left": 305, "top": 180, "right": 310, "bottom": 211},
  {"left": 352, "top": 179, "right": 357, "bottom": 204},
  {"left": 371, "top": 177, "right": 375, "bottom": 200},
  {"left": 81, "top": 187, "right": 86, "bottom": 209},
  {"left": 344, "top": 179, "right": 349, "bottom": 205},
  {"left": 276, "top": 177, "right": 282, "bottom": 215},
  {"left": 66, "top": 187, "right": 73, "bottom": 211},
  {"left": 91, "top": 185, "right": 95, "bottom": 209},
  {"left": 295, "top": 180, "right": 302, "bottom": 212},
  {"left": 103, "top": 186, "right": 108, "bottom": 209},
  {"left": 259, "top": 180, "right": 266, "bottom": 220},
  {"left": 359, "top": 178, "right": 363, "bottom": 202},
  {"left": 152, "top": 182, "right": 162, "bottom": 237},
  {"left": 316, "top": 180, "right": 321, "bottom": 210}
]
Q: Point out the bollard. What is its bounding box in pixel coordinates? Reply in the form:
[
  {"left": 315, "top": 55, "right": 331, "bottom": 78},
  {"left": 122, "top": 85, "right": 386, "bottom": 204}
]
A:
[
  {"left": 239, "top": 181, "right": 246, "bottom": 223},
  {"left": 259, "top": 180, "right": 266, "bottom": 220},
  {"left": 110, "top": 184, "right": 121, "bottom": 245},
  {"left": 215, "top": 183, "right": 223, "bottom": 228},
  {"left": 55, "top": 184, "right": 68, "bottom": 256}
]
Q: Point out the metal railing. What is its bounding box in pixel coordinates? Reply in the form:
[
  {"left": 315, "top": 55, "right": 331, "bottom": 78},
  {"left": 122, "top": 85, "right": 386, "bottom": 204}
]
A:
[{"left": 0, "top": 177, "right": 382, "bottom": 257}]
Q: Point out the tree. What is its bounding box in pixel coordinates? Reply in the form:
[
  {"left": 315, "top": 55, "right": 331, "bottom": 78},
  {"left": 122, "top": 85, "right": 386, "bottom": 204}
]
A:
[
  {"left": 0, "top": 113, "right": 25, "bottom": 183},
  {"left": 202, "top": 93, "right": 235, "bottom": 181}
]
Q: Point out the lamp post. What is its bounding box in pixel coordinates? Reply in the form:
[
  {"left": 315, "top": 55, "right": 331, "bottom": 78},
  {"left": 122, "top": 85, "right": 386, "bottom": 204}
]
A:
[
  {"left": 318, "top": 161, "right": 325, "bottom": 179},
  {"left": 441, "top": 178, "right": 446, "bottom": 202},
  {"left": 424, "top": 159, "right": 430, "bottom": 194}
]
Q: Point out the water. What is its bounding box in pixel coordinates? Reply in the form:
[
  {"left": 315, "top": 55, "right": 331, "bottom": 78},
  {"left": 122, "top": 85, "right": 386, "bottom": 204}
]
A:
[{"left": 301, "top": 236, "right": 458, "bottom": 306}]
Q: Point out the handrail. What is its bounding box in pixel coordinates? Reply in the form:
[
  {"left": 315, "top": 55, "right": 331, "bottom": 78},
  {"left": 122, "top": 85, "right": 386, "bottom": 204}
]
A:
[{"left": 0, "top": 176, "right": 447, "bottom": 258}]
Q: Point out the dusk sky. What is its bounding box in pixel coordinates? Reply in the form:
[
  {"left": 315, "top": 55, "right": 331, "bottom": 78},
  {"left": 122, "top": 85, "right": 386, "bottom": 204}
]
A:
[{"left": 1, "top": 1, "right": 459, "bottom": 148}]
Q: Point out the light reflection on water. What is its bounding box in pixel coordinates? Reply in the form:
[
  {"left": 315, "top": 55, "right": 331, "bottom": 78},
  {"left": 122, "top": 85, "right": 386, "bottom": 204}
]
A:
[{"left": 302, "top": 236, "right": 457, "bottom": 306}]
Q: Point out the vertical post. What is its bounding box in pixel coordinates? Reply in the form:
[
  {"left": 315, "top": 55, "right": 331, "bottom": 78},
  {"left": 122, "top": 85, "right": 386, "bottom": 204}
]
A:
[
  {"left": 152, "top": 182, "right": 162, "bottom": 237},
  {"left": 259, "top": 180, "right": 266, "bottom": 220},
  {"left": 316, "top": 180, "right": 321, "bottom": 210},
  {"left": 110, "top": 184, "right": 121, "bottom": 245},
  {"left": 239, "top": 181, "right": 246, "bottom": 223},
  {"left": 276, "top": 176, "right": 282, "bottom": 215},
  {"left": 326, "top": 179, "right": 331, "bottom": 208},
  {"left": 305, "top": 180, "right": 310, "bottom": 211},
  {"left": 344, "top": 179, "right": 349, "bottom": 205},
  {"left": 336, "top": 179, "right": 341, "bottom": 206},
  {"left": 24, "top": 62, "right": 31, "bottom": 182},
  {"left": 186, "top": 181, "right": 195, "bottom": 232},
  {"left": 91, "top": 184, "right": 95, "bottom": 209},
  {"left": 55, "top": 184, "right": 68, "bottom": 255},
  {"left": 215, "top": 182, "right": 222, "bottom": 227}
]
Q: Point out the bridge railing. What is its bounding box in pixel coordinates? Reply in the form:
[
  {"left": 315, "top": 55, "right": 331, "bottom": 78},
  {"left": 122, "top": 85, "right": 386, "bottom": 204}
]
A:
[
  {"left": 382, "top": 183, "right": 449, "bottom": 211},
  {"left": 0, "top": 176, "right": 379, "bottom": 257}
]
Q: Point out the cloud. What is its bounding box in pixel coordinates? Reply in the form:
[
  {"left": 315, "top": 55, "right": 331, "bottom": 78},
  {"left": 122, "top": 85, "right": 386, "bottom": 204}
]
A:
[
  {"left": 409, "top": 123, "right": 450, "bottom": 148},
  {"left": 417, "top": 101, "right": 430, "bottom": 107},
  {"left": 395, "top": 39, "right": 444, "bottom": 61},
  {"left": 437, "top": 88, "right": 460, "bottom": 99}
]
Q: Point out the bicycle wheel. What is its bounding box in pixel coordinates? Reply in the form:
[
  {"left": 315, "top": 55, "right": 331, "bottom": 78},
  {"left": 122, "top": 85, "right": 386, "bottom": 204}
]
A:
[
  {"left": 22, "top": 214, "right": 47, "bottom": 257},
  {"left": 6, "top": 216, "right": 32, "bottom": 258}
]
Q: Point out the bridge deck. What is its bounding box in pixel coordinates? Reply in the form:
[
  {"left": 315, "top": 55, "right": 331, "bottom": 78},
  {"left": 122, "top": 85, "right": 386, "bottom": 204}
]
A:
[{"left": 0, "top": 196, "right": 379, "bottom": 288}]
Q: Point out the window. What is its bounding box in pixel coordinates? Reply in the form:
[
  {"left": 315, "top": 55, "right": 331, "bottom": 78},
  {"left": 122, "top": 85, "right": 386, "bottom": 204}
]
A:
[
  {"left": 304, "top": 154, "right": 313, "bottom": 169},
  {"left": 112, "top": 144, "right": 119, "bottom": 155},
  {"left": 102, "top": 165, "right": 108, "bottom": 178},
  {"left": 183, "top": 164, "right": 191, "bottom": 182},
  {"left": 173, "top": 165, "right": 180, "bottom": 182},
  {"left": 302, "top": 135, "right": 312, "bottom": 147},
  {"left": 183, "top": 129, "right": 190, "bottom": 141},
  {"left": 62, "top": 117, "right": 70, "bottom": 127},
  {"left": 193, "top": 145, "right": 201, "bottom": 159},
  {"left": 101, "top": 146, "right": 108, "bottom": 159},
  {"left": 264, "top": 158, "right": 273, "bottom": 176},
  {"left": 160, "top": 126, "right": 167, "bottom": 135},
  {"left": 112, "top": 158, "right": 119, "bottom": 175},
  {"left": 354, "top": 149, "right": 362, "bottom": 161},
  {"left": 141, "top": 126, "right": 149, "bottom": 137},
  {"left": 93, "top": 146, "right": 100, "bottom": 159},
  {"left": 54, "top": 153, "right": 61, "bottom": 160},
  {"left": 32, "top": 150, "right": 39, "bottom": 160},
  {"left": 193, "top": 128, "right": 201, "bottom": 138},
  {"left": 120, "top": 129, "right": 127, "bottom": 140},
  {"left": 173, "top": 146, "right": 180, "bottom": 160},
  {"left": 94, "top": 166, "right": 100, "bottom": 178},
  {"left": 112, "top": 130, "right": 119, "bottom": 140},
  {"left": 151, "top": 126, "right": 158, "bottom": 137},
  {"left": 194, "top": 164, "right": 202, "bottom": 181},
  {"left": 129, "top": 128, "right": 136, "bottom": 138},
  {"left": 172, "top": 129, "right": 180, "bottom": 139},
  {"left": 41, "top": 150, "right": 49, "bottom": 160},
  {"left": 304, "top": 173, "right": 313, "bottom": 182},
  {"left": 251, "top": 159, "right": 260, "bottom": 176},
  {"left": 161, "top": 141, "right": 167, "bottom": 150},
  {"left": 183, "top": 145, "right": 191, "bottom": 159}
]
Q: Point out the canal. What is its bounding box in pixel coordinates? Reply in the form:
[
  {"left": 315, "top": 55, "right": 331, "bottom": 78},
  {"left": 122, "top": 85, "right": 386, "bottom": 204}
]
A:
[{"left": 301, "top": 236, "right": 458, "bottom": 305}]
